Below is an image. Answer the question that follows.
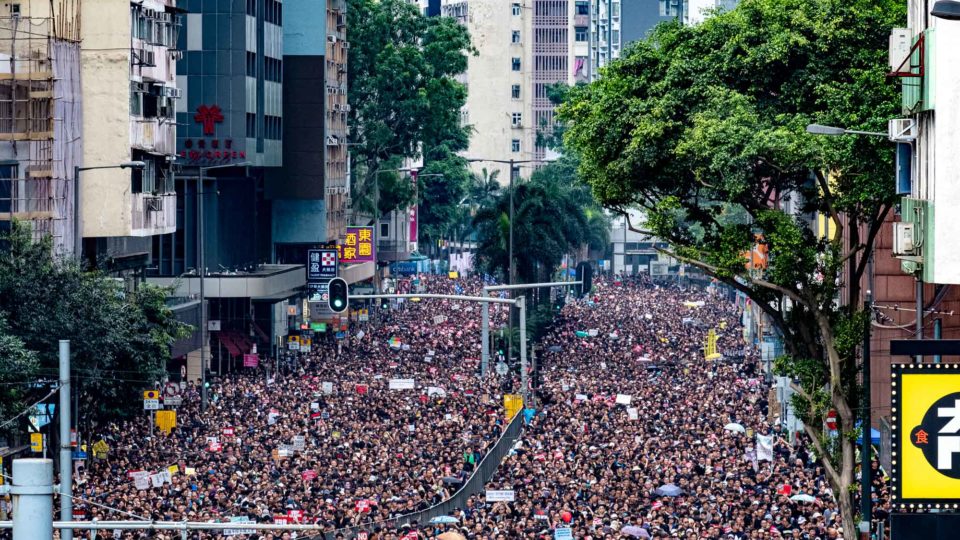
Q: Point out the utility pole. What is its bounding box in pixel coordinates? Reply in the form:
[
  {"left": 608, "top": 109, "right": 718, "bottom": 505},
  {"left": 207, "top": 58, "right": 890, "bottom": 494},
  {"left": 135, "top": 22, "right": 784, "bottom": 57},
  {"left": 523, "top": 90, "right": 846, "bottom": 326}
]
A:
[
  {"left": 58, "top": 340, "right": 72, "bottom": 540},
  {"left": 860, "top": 290, "right": 872, "bottom": 540},
  {"left": 508, "top": 158, "right": 515, "bottom": 367},
  {"left": 11, "top": 458, "right": 54, "bottom": 540},
  {"left": 198, "top": 173, "right": 207, "bottom": 412}
]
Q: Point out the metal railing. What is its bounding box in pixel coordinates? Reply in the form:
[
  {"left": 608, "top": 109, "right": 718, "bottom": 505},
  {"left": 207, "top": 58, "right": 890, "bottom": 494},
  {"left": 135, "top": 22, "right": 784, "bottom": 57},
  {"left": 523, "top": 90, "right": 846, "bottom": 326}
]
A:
[{"left": 315, "top": 410, "right": 525, "bottom": 539}]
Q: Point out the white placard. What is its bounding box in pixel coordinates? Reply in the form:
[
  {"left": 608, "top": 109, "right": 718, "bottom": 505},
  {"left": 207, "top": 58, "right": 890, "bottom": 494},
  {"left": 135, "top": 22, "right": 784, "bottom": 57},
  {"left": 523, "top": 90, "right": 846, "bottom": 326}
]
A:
[
  {"left": 143, "top": 399, "right": 160, "bottom": 410},
  {"left": 310, "top": 402, "right": 320, "bottom": 412},
  {"left": 627, "top": 407, "right": 639, "bottom": 420},
  {"left": 427, "top": 386, "right": 446, "bottom": 398},
  {"left": 134, "top": 476, "right": 150, "bottom": 490},
  {"left": 224, "top": 517, "right": 255, "bottom": 536},
  {"left": 322, "top": 381, "right": 334, "bottom": 394},
  {"left": 575, "top": 394, "right": 588, "bottom": 401},
  {"left": 150, "top": 473, "right": 164, "bottom": 488},
  {"left": 292, "top": 436, "right": 306, "bottom": 451},
  {"left": 486, "top": 489, "right": 516, "bottom": 502},
  {"left": 389, "top": 378, "right": 416, "bottom": 390},
  {"left": 588, "top": 329, "right": 599, "bottom": 337},
  {"left": 615, "top": 394, "right": 632, "bottom": 405}
]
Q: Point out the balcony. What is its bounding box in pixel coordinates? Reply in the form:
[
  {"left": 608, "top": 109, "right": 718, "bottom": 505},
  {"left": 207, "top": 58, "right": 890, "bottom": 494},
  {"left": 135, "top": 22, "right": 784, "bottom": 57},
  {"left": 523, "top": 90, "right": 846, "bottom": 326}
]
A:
[
  {"left": 130, "top": 117, "right": 176, "bottom": 156},
  {"left": 130, "top": 191, "right": 176, "bottom": 236},
  {"left": 574, "top": 14, "right": 589, "bottom": 27}
]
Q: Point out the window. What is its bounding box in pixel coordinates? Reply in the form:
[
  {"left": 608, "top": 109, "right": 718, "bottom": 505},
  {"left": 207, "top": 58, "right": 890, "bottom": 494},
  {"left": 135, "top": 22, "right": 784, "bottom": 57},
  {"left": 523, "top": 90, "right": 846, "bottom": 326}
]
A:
[
  {"left": 246, "top": 113, "right": 256, "bottom": 137},
  {"left": 512, "top": 30, "right": 521, "bottom": 44},
  {"left": 512, "top": 2, "right": 521, "bottom": 16},
  {"left": 264, "top": 115, "right": 282, "bottom": 140},
  {"left": 264, "top": 0, "right": 282, "bottom": 24},
  {"left": 511, "top": 112, "right": 522, "bottom": 127},
  {"left": 511, "top": 57, "right": 521, "bottom": 71},
  {"left": 265, "top": 57, "right": 282, "bottom": 82},
  {"left": 611, "top": 30, "right": 620, "bottom": 45},
  {"left": 575, "top": 27, "right": 588, "bottom": 42},
  {"left": 576, "top": 1, "right": 589, "bottom": 15},
  {"left": 511, "top": 84, "right": 521, "bottom": 99},
  {"left": 380, "top": 222, "right": 390, "bottom": 239},
  {"left": 246, "top": 0, "right": 256, "bottom": 16},
  {"left": 511, "top": 139, "right": 521, "bottom": 153},
  {"left": 131, "top": 158, "right": 155, "bottom": 194},
  {"left": 612, "top": 1, "right": 620, "bottom": 17},
  {"left": 246, "top": 52, "right": 257, "bottom": 77}
]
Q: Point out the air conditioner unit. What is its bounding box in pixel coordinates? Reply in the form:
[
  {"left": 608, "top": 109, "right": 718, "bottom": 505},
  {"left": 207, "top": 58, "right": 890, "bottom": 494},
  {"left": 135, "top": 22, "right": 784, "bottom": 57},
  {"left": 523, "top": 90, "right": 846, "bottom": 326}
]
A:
[
  {"left": 334, "top": 103, "right": 341, "bottom": 111},
  {"left": 892, "top": 222, "right": 917, "bottom": 256},
  {"left": 889, "top": 28, "right": 911, "bottom": 72},
  {"left": 889, "top": 118, "right": 917, "bottom": 143},
  {"left": 327, "top": 35, "right": 337, "bottom": 43},
  {"left": 343, "top": 42, "right": 351, "bottom": 50},
  {"left": 131, "top": 81, "right": 148, "bottom": 93},
  {"left": 344, "top": 104, "right": 351, "bottom": 112},
  {"left": 163, "top": 87, "right": 182, "bottom": 99},
  {"left": 145, "top": 196, "right": 164, "bottom": 212}
]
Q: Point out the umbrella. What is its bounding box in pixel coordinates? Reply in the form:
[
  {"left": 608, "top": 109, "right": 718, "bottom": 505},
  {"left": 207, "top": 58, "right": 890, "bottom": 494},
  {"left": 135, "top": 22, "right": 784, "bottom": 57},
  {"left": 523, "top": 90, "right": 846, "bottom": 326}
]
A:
[
  {"left": 437, "top": 534, "right": 466, "bottom": 540},
  {"left": 790, "top": 494, "right": 816, "bottom": 503},
  {"left": 654, "top": 483, "right": 685, "bottom": 497},
  {"left": 547, "top": 345, "right": 563, "bottom": 353},
  {"left": 442, "top": 476, "right": 462, "bottom": 485},
  {"left": 621, "top": 525, "right": 650, "bottom": 538},
  {"left": 429, "top": 515, "right": 460, "bottom": 524},
  {"left": 724, "top": 422, "right": 746, "bottom": 433}
]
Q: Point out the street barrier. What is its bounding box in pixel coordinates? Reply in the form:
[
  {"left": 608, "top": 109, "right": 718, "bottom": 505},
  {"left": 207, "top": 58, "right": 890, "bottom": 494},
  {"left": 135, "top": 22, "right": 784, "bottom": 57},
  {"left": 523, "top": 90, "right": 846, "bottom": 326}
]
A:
[{"left": 314, "top": 410, "right": 525, "bottom": 539}]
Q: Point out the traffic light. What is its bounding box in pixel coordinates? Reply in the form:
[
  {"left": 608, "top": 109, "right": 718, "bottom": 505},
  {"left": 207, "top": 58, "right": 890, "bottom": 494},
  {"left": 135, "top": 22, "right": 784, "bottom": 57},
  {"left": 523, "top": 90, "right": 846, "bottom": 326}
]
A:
[
  {"left": 328, "top": 277, "right": 348, "bottom": 313},
  {"left": 575, "top": 262, "right": 593, "bottom": 298}
]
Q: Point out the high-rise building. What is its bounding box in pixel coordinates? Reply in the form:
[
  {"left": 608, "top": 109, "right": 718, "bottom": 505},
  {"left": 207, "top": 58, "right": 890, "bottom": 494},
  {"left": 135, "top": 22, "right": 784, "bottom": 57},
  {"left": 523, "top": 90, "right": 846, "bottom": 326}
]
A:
[
  {"left": 0, "top": 1, "right": 82, "bottom": 256},
  {"left": 79, "top": 0, "right": 181, "bottom": 274}
]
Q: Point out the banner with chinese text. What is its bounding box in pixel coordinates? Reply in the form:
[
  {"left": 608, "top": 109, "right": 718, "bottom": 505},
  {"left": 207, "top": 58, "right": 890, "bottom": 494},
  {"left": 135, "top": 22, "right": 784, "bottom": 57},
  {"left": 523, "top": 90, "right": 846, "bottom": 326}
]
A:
[{"left": 340, "top": 226, "right": 375, "bottom": 263}]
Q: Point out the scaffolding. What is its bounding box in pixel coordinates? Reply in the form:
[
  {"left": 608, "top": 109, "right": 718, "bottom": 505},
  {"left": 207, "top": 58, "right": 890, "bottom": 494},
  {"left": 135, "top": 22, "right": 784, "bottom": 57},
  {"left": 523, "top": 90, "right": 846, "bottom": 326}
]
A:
[{"left": 0, "top": 2, "right": 81, "bottom": 255}]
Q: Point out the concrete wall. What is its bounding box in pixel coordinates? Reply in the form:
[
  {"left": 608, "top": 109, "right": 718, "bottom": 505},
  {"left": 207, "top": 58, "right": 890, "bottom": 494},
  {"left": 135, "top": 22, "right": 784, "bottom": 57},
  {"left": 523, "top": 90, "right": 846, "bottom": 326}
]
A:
[
  {"left": 272, "top": 199, "right": 328, "bottom": 244},
  {"left": 80, "top": 0, "right": 134, "bottom": 238}
]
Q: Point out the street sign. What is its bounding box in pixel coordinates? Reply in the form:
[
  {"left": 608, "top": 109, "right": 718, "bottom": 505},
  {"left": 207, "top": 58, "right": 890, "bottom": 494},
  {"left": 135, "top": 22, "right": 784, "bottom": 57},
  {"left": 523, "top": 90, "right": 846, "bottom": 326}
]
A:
[
  {"left": 307, "top": 282, "right": 330, "bottom": 302},
  {"left": 143, "top": 399, "right": 160, "bottom": 410},
  {"left": 30, "top": 432, "right": 43, "bottom": 453},
  {"left": 72, "top": 450, "right": 88, "bottom": 461},
  {"left": 164, "top": 396, "right": 183, "bottom": 407},
  {"left": 892, "top": 364, "right": 960, "bottom": 508},
  {"left": 208, "top": 320, "right": 221, "bottom": 331},
  {"left": 308, "top": 249, "right": 338, "bottom": 280}
]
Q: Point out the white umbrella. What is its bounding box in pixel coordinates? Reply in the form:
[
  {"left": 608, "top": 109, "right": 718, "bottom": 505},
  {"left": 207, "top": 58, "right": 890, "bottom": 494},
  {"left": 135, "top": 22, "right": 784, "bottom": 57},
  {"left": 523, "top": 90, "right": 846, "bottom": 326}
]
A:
[
  {"left": 723, "top": 422, "right": 746, "bottom": 433},
  {"left": 790, "top": 494, "right": 817, "bottom": 503},
  {"left": 430, "top": 515, "right": 460, "bottom": 524}
]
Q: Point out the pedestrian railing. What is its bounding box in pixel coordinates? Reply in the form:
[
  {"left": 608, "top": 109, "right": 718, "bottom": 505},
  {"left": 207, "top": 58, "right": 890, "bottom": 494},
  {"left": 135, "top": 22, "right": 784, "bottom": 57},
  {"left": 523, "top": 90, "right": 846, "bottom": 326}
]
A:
[{"left": 314, "top": 410, "right": 525, "bottom": 539}]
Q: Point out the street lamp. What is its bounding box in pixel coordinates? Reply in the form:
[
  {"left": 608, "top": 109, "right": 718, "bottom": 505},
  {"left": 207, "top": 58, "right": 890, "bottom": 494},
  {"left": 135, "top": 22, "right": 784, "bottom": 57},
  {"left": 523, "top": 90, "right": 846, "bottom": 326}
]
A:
[
  {"left": 196, "top": 162, "right": 250, "bottom": 412},
  {"left": 805, "top": 123, "right": 887, "bottom": 138},
  {"left": 932, "top": 1, "right": 960, "bottom": 20},
  {"left": 73, "top": 161, "right": 147, "bottom": 257}
]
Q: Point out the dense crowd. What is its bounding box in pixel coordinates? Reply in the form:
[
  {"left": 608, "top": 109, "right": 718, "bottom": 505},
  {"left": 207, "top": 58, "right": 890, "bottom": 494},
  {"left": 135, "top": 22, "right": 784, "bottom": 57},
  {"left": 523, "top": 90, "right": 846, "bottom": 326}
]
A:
[
  {"left": 70, "top": 275, "right": 514, "bottom": 539},
  {"left": 30, "top": 273, "right": 888, "bottom": 540}
]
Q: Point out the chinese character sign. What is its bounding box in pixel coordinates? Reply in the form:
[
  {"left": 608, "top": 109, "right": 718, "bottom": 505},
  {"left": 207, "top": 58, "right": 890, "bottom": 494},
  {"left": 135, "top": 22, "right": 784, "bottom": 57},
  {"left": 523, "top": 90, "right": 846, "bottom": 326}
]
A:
[
  {"left": 340, "top": 226, "right": 375, "bottom": 263},
  {"left": 307, "top": 249, "right": 338, "bottom": 281},
  {"left": 893, "top": 365, "right": 960, "bottom": 507}
]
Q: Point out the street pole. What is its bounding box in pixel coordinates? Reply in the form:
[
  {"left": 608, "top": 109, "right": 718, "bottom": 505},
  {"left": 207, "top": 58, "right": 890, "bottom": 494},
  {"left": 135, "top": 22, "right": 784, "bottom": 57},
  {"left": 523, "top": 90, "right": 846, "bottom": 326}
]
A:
[
  {"left": 58, "top": 340, "right": 72, "bottom": 540},
  {"left": 860, "top": 290, "right": 872, "bottom": 540},
  {"left": 518, "top": 295, "right": 528, "bottom": 404},
  {"left": 73, "top": 166, "right": 81, "bottom": 258},
  {"left": 198, "top": 172, "right": 207, "bottom": 412},
  {"left": 508, "top": 159, "right": 515, "bottom": 367},
  {"left": 481, "top": 288, "right": 490, "bottom": 377},
  {"left": 11, "top": 458, "right": 54, "bottom": 540}
]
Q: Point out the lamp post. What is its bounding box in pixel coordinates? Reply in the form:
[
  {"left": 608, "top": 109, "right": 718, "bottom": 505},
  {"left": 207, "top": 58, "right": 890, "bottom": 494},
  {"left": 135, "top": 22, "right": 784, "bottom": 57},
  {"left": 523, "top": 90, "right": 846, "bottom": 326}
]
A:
[
  {"left": 73, "top": 161, "right": 146, "bottom": 258},
  {"left": 805, "top": 123, "right": 889, "bottom": 539},
  {"left": 196, "top": 162, "right": 249, "bottom": 412}
]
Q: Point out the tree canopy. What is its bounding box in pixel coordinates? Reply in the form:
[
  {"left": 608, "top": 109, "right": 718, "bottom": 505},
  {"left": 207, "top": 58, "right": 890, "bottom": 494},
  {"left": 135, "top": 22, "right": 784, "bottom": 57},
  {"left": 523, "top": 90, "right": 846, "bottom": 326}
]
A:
[
  {"left": 560, "top": 0, "right": 903, "bottom": 533},
  {"left": 347, "top": 0, "right": 474, "bottom": 223},
  {"left": 0, "top": 222, "right": 190, "bottom": 439}
]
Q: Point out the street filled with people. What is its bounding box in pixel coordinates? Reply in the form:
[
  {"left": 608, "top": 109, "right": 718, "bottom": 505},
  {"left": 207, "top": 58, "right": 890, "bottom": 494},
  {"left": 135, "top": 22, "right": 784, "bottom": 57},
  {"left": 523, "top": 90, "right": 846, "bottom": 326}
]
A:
[{"left": 63, "top": 274, "right": 886, "bottom": 539}]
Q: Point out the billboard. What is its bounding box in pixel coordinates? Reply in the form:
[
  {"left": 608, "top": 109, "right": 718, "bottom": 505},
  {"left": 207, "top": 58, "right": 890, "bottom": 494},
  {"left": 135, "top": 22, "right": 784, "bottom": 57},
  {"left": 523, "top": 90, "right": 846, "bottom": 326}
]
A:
[
  {"left": 892, "top": 364, "right": 960, "bottom": 508},
  {"left": 340, "top": 226, "right": 375, "bottom": 264},
  {"left": 307, "top": 249, "right": 338, "bottom": 281}
]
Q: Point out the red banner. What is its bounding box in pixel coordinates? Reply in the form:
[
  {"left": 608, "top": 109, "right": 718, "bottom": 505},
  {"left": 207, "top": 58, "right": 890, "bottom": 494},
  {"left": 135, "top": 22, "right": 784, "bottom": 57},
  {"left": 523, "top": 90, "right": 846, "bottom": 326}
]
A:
[{"left": 243, "top": 354, "right": 259, "bottom": 368}]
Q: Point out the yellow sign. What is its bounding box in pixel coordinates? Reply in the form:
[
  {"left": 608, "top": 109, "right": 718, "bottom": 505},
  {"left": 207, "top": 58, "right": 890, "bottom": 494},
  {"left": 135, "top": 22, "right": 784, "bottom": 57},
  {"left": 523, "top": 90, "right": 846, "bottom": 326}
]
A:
[
  {"left": 185, "top": 467, "right": 197, "bottom": 476},
  {"left": 155, "top": 410, "right": 177, "bottom": 434},
  {"left": 0, "top": 455, "right": 4, "bottom": 485},
  {"left": 704, "top": 329, "right": 721, "bottom": 360},
  {"left": 894, "top": 365, "right": 960, "bottom": 507},
  {"left": 92, "top": 439, "right": 110, "bottom": 459},
  {"left": 504, "top": 394, "right": 523, "bottom": 419},
  {"left": 167, "top": 465, "right": 179, "bottom": 475},
  {"left": 30, "top": 432, "right": 43, "bottom": 453},
  {"left": 143, "top": 390, "right": 159, "bottom": 400},
  {"left": 448, "top": 271, "right": 459, "bottom": 279}
]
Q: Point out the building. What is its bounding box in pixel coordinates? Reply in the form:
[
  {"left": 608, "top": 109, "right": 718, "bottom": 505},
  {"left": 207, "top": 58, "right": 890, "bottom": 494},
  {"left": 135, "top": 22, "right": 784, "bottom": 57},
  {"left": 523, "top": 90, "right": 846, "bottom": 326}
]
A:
[
  {"left": 79, "top": 0, "right": 180, "bottom": 275},
  {"left": 684, "top": 0, "right": 738, "bottom": 25},
  {"left": 0, "top": 1, "right": 82, "bottom": 256},
  {"left": 148, "top": 0, "right": 360, "bottom": 382}
]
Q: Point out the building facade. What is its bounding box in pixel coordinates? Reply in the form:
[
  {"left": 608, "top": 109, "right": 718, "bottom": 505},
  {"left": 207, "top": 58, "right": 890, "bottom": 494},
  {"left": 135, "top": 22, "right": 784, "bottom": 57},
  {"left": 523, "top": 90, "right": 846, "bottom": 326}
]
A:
[
  {"left": 79, "top": 0, "right": 180, "bottom": 272},
  {"left": 0, "top": 1, "right": 82, "bottom": 256}
]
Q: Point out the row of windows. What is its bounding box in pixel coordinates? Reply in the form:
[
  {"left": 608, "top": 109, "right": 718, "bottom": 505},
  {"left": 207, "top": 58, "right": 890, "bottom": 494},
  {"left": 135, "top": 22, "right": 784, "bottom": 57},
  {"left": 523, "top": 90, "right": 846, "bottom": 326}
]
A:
[
  {"left": 534, "top": 1, "right": 567, "bottom": 17},
  {"left": 246, "top": 0, "right": 282, "bottom": 24},
  {"left": 131, "top": 7, "right": 179, "bottom": 48},
  {"left": 534, "top": 55, "right": 568, "bottom": 71},
  {"left": 245, "top": 52, "right": 282, "bottom": 82},
  {"left": 534, "top": 28, "right": 568, "bottom": 44}
]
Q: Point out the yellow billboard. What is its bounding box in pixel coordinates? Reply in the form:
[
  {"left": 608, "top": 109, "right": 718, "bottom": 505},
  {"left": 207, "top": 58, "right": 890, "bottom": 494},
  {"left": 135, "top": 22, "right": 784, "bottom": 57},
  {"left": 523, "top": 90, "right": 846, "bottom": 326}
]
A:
[{"left": 893, "top": 365, "right": 960, "bottom": 507}]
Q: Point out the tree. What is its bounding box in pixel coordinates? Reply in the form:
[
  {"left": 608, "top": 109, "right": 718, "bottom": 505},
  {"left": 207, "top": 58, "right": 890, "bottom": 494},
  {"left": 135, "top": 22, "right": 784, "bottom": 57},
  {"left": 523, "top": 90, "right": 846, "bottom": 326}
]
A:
[
  {"left": 560, "top": 0, "right": 903, "bottom": 535},
  {"left": 347, "top": 0, "right": 474, "bottom": 222},
  {"left": 0, "top": 221, "right": 190, "bottom": 434},
  {"left": 473, "top": 156, "right": 607, "bottom": 284}
]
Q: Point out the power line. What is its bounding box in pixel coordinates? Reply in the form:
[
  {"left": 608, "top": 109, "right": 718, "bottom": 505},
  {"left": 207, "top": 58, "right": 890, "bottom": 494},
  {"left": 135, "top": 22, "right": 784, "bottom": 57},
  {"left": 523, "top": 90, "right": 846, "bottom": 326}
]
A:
[{"left": 0, "top": 385, "right": 61, "bottom": 429}]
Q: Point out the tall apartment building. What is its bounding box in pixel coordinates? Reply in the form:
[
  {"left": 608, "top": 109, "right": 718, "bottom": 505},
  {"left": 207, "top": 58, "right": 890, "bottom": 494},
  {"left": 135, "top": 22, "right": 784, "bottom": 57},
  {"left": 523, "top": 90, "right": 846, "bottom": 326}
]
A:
[
  {"left": 79, "top": 0, "right": 180, "bottom": 272},
  {"left": 0, "top": 1, "right": 82, "bottom": 256}
]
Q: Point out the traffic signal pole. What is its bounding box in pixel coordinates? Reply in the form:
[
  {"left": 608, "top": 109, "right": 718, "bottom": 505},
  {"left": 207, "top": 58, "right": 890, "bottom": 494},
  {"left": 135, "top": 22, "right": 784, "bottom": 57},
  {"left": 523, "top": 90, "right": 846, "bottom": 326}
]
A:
[{"left": 479, "top": 281, "right": 582, "bottom": 377}]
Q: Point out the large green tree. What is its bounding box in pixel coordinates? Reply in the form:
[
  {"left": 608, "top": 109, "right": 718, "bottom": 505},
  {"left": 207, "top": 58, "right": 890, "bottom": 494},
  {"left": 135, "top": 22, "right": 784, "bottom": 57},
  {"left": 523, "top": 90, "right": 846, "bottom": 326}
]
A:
[
  {"left": 347, "top": 0, "right": 474, "bottom": 224},
  {"left": 473, "top": 156, "right": 608, "bottom": 284},
  {"left": 560, "top": 0, "right": 903, "bottom": 534},
  {"left": 0, "top": 222, "right": 189, "bottom": 440}
]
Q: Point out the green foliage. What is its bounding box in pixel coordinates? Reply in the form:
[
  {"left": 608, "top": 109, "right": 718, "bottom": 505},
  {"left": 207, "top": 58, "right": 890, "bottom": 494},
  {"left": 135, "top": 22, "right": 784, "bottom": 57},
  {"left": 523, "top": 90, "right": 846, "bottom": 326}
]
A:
[
  {"left": 473, "top": 156, "right": 608, "bottom": 283},
  {"left": 0, "top": 313, "right": 40, "bottom": 427},
  {"left": 559, "top": 0, "right": 904, "bottom": 528},
  {"left": 347, "top": 0, "right": 474, "bottom": 220},
  {"left": 0, "top": 221, "right": 190, "bottom": 427}
]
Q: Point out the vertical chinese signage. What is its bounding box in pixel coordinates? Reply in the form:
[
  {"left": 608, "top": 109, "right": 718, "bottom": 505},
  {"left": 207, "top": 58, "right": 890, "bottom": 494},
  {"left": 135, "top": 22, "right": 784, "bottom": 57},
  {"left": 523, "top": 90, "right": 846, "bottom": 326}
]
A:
[
  {"left": 892, "top": 364, "right": 960, "bottom": 507},
  {"left": 340, "top": 226, "right": 375, "bottom": 263}
]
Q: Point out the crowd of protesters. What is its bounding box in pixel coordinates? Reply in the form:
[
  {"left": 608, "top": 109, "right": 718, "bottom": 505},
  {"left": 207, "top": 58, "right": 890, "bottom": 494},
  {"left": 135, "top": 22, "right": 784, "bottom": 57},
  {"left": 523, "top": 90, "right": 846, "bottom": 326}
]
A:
[{"left": 30, "top": 273, "right": 888, "bottom": 540}]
